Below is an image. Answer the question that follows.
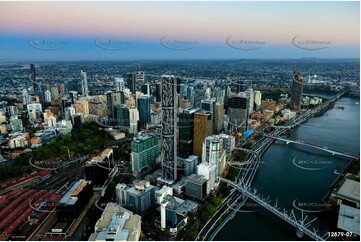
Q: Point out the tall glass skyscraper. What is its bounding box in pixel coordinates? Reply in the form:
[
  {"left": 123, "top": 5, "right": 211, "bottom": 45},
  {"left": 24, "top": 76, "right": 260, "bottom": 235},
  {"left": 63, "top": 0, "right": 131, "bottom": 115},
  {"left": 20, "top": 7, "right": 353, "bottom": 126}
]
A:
[
  {"left": 80, "top": 70, "right": 89, "bottom": 97},
  {"left": 137, "top": 96, "right": 151, "bottom": 127},
  {"left": 30, "top": 64, "right": 45, "bottom": 104}
]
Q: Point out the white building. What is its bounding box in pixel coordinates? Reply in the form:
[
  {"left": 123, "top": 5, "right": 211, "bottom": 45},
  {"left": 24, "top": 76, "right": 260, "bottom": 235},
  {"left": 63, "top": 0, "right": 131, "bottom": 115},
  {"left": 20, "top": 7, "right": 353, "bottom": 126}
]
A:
[
  {"left": 197, "top": 162, "right": 217, "bottom": 195},
  {"left": 89, "top": 203, "right": 141, "bottom": 241},
  {"left": 245, "top": 87, "right": 254, "bottom": 116},
  {"left": 22, "top": 88, "right": 30, "bottom": 105},
  {"left": 47, "top": 116, "right": 57, "bottom": 127},
  {"left": 115, "top": 77, "right": 125, "bottom": 92},
  {"left": 44, "top": 90, "right": 52, "bottom": 103},
  {"left": 57, "top": 120, "right": 73, "bottom": 135},
  {"left": 156, "top": 185, "right": 173, "bottom": 205},
  {"left": 116, "top": 183, "right": 129, "bottom": 207},
  {"left": 281, "top": 109, "right": 297, "bottom": 120},
  {"left": 129, "top": 108, "right": 139, "bottom": 134},
  {"left": 254, "top": 90, "right": 262, "bottom": 111}
]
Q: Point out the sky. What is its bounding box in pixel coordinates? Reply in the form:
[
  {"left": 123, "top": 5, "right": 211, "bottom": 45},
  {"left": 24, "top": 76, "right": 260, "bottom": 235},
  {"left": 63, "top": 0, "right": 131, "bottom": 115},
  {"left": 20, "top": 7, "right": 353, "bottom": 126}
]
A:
[{"left": 0, "top": 1, "right": 359, "bottom": 61}]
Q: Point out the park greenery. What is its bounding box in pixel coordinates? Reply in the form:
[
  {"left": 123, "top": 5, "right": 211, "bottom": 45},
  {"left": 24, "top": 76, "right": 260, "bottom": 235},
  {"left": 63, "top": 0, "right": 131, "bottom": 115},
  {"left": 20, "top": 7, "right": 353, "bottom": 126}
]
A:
[{"left": 0, "top": 122, "right": 115, "bottom": 182}]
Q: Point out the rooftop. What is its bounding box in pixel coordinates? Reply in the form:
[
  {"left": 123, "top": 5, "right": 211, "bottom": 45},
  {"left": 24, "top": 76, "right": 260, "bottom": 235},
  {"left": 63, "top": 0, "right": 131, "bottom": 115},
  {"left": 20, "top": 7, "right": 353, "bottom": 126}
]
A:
[
  {"left": 90, "top": 203, "right": 141, "bottom": 241},
  {"left": 334, "top": 179, "right": 360, "bottom": 203},
  {"left": 337, "top": 204, "right": 360, "bottom": 235},
  {"left": 59, "top": 179, "right": 90, "bottom": 206}
]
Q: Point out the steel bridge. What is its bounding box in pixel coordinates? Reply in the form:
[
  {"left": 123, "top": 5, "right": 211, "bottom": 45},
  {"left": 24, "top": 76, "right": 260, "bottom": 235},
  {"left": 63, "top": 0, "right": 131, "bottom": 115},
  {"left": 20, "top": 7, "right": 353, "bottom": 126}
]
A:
[
  {"left": 264, "top": 134, "right": 359, "bottom": 160},
  {"left": 219, "top": 178, "right": 328, "bottom": 241}
]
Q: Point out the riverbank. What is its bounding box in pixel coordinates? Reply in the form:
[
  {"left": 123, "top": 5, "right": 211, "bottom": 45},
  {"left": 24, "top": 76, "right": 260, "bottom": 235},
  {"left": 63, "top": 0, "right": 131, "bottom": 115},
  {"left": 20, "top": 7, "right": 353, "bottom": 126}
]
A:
[{"left": 214, "top": 96, "right": 359, "bottom": 241}]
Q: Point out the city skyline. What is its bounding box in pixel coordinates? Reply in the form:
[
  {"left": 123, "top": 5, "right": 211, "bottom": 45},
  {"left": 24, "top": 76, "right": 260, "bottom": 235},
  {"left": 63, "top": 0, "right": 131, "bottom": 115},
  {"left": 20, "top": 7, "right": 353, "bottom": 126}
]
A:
[{"left": 0, "top": 1, "right": 360, "bottom": 61}]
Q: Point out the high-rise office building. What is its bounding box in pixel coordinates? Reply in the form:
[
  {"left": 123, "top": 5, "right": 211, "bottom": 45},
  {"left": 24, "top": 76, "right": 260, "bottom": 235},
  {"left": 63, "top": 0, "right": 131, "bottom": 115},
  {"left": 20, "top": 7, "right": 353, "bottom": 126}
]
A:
[
  {"left": 107, "top": 92, "right": 122, "bottom": 123},
  {"left": 115, "top": 104, "right": 130, "bottom": 127},
  {"left": 156, "top": 82, "right": 162, "bottom": 102},
  {"left": 127, "top": 180, "right": 156, "bottom": 215},
  {"left": 80, "top": 70, "right": 89, "bottom": 97},
  {"left": 193, "top": 111, "right": 213, "bottom": 159},
  {"left": 227, "top": 95, "right": 248, "bottom": 134},
  {"left": 197, "top": 162, "right": 217, "bottom": 195},
  {"left": 178, "top": 108, "right": 197, "bottom": 158},
  {"left": 254, "top": 90, "right": 262, "bottom": 111},
  {"left": 245, "top": 87, "right": 254, "bottom": 116},
  {"left": 137, "top": 96, "right": 151, "bottom": 127},
  {"left": 290, "top": 70, "right": 304, "bottom": 111},
  {"left": 161, "top": 75, "right": 178, "bottom": 183},
  {"left": 22, "top": 88, "right": 30, "bottom": 105},
  {"left": 141, "top": 83, "right": 150, "bottom": 96},
  {"left": 30, "top": 64, "right": 45, "bottom": 104},
  {"left": 186, "top": 86, "right": 195, "bottom": 107},
  {"left": 184, "top": 155, "right": 198, "bottom": 177},
  {"left": 126, "top": 72, "right": 144, "bottom": 94},
  {"left": 131, "top": 132, "right": 160, "bottom": 177},
  {"left": 115, "top": 77, "right": 125, "bottom": 92},
  {"left": 194, "top": 86, "right": 205, "bottom": 108},
  {"left": 129, "top": 108, "right": 139, "bottom": 134},
  {"left": 202, "top": 98, "right": 217, "bottom": 132},
  {"left": 185, "top": 174, "right": 208, "bottom": 201},
  {"left": 215, "top": 103, "right": 224, "bottom": 132},
  {"left": 116, "top": 183, "right": 130, "bottom": 206}
]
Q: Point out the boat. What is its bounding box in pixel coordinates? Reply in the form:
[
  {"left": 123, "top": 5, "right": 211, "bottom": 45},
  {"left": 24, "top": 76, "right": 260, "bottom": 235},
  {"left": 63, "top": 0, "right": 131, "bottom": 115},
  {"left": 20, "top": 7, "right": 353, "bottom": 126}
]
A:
[
  {"left": 356, "top": 101, "right": 359, "bottom": 105},
  {"left": 229, "top": 213, "right": 236, "bottom": 220}
]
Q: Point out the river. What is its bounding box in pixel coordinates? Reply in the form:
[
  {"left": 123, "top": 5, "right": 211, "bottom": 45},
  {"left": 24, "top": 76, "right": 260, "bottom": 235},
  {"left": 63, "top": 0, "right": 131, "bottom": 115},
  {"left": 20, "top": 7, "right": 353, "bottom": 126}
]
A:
[{"left": 214, "top": 96, "right": 360, "bottom": 241}]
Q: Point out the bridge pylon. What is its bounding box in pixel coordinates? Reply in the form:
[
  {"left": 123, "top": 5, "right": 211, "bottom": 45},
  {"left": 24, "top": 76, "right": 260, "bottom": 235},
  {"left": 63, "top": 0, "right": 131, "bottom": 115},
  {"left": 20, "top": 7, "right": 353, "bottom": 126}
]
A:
[{"left": 296, "top": 227, "right": 304, "bottom": 238}]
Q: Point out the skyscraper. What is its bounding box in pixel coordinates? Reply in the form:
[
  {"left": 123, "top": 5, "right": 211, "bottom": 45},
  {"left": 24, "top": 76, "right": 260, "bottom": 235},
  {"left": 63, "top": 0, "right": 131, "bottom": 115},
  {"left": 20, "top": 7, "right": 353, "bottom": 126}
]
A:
[
  {"left": 186, "top": 86, "right": 195, "bottom": 107},
  {"left": 156, "top": 82, "right": 162, "bottom": 102},
  {"left": 254, "top": 90, "right": 262, "bottom": 111},
  {"left": 137, "top": 96, "right": 151, "bottom": 127},
  {"left": 107, "top": 91, "right": 122, "bottom": 121},
  {"left": 161, "top": 75, "right": 178, "bottom": 183},
  {"left": 80, "top": 70, "right": 89, "bottom": 97},
  {"left": 114, "top": 77, "right": 125, "bottom": 92},
  {"left": 22, "top": 88, "right": 30, "bottom": 105},
  {"left": 178, "top": 108, "right": 197, "bottom": 158},
  {"left": 227, "top": 95, "right": 248, "bottom": 134},
  {"left": 126, "top": 72, "right": 145, "bottom": 94},
  {"left": 215, "top": 102, "right": 224, "bottom": 132},
  {"left": 290, "top": 70, "right": 304, "bottom": 111},
  {"left": 201, "top": 98, "right": 217, "bottom": 132},
  {"left": 245, "top": 87, "right": 255, "bottom": 116},
  {"left": 127, "top": 180, "right": 156, "bottom": 215},
  {"left": 131, "top": 132, "right": 160, "bottom": 177},
  {"left": 129, "top": 108, "right": 139, "bottom": 134},
  {"left": 193, "top": 111, "right": 213, "bottom": 158},
  {"left": 30, "top": 64, "right": 45, "bottom": 104},
  {"left": 115, "top": 104, "right": 130, "bottom": 127}
]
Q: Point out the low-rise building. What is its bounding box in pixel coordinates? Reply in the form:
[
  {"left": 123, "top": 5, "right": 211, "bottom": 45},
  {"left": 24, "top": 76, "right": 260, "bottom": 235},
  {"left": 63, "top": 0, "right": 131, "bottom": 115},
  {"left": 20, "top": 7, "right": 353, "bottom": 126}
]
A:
[
  {"left": 331, "top": 178, "right": 360, "bottom": 208},
  {"left": 89, "top": 202, "right": 141, "bottom": 241},
  {"left": 185, "top": 174, "right": 208, "bottom": 201}
]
